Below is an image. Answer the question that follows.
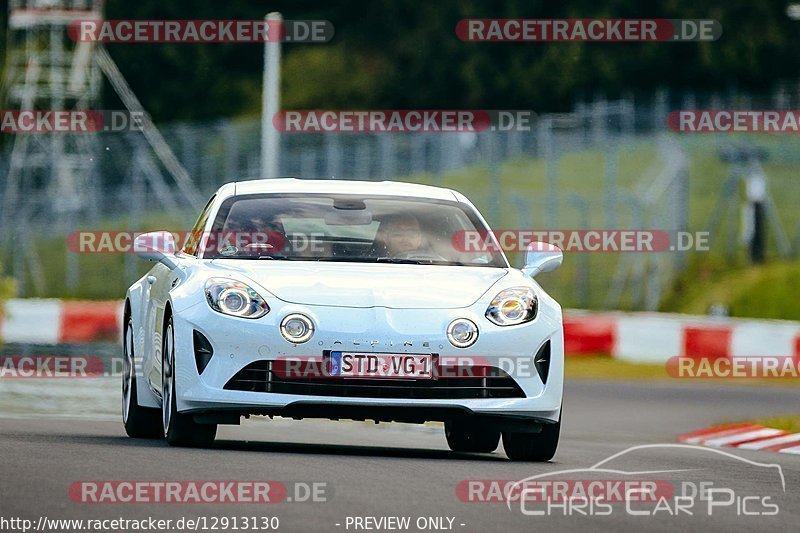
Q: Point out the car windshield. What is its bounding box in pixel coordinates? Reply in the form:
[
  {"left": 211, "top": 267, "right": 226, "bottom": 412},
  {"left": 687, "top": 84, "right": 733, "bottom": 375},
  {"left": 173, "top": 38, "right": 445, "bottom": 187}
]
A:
[{"left": 200, "top": 194, "right": 507, "bottom": 267}]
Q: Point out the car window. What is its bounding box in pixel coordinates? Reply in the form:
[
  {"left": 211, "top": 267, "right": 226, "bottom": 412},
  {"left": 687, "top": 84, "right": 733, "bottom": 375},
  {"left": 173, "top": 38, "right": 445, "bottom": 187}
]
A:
[
  {"left": 203, "top": 194, "right": 507, "bottom": 267},
  {"left": 182, "top": 195, "right": 216, "bottom": 256}
]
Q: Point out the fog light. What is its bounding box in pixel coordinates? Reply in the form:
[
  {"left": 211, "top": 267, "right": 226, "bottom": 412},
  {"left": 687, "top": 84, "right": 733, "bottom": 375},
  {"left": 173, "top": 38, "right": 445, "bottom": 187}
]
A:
[
  {"left": 447, "top": 318, "right": 478, "bottom": 348},
  {"left": 280, "top": 314, "right": 314, "bottom": 343}
]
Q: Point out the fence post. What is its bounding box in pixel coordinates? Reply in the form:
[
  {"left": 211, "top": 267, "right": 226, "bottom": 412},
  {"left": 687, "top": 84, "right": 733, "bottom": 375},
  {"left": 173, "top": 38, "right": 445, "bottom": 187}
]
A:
[
  {"left": 604, "top": 142, "right": 618, "bottom": 228},
  {"left": 125, "top": 149, "right": 145, "bottom": 286},
  {"left": 569, "top": 194, "right": 590, "bottom": 307},
  {"left": 380, "top": 134, "right": 395, "bottom": 180},
  {"left": 654, "top": 88, "right": 668, "bottom": 132},
  {"left": 300, "top": 146, "right": 316, "bottom": 179},
  {"left": 622, "top": 92, "right": 635, "bottom": 138},
  {"left": 261, "top": 12, "right": 282, "bottom": 179},
  {"left": 177, "top": 124, "right": 199, "bottom": 188},
  {"left": 486, "top": 132, "right": 501, "bottom": 224},
  {"left": 222, "top": 120, "right": 238, "bottom": 183},
  {"left": 592, "top": 95, "right": 607, "bottom": 147},
  {"left": 355, "top": 136, "right": 371, "bottom": 179},
  {"left": 410, "top": 134, "right": 426, "bottom": 176},
  {"left": 325, "top": 133, "right": 341, "bottom": 178},
  {"left": 537, "top": 118, "right": 558, "bottom": 224}
]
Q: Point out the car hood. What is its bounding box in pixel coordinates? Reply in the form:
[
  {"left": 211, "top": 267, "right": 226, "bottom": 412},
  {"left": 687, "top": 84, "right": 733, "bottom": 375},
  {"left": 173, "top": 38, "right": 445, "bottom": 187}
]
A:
[{"left": 206, "top": 260, "right": 508, "bottom": 309}]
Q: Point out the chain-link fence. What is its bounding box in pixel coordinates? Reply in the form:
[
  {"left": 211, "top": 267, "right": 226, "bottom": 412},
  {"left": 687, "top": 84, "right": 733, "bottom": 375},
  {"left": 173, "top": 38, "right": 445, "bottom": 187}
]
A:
[{"left": 3, "top": 87, "right": 800, "bottom": 308}]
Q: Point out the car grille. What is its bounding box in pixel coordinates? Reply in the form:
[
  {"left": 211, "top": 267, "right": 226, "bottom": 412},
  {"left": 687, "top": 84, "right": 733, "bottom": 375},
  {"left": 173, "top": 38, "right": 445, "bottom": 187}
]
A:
[{"left": 224, "top": 360, "right": 525, "bottom": 399}]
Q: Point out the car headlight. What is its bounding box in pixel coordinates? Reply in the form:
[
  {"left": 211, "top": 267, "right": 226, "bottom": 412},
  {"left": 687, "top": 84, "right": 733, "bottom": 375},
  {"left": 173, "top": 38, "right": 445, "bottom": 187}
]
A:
[
  {"left": 280, "top": 314, "right": 315, "bottom": 343},
  {"left": 485, "top": 287, "right": 537, "bottom": 326},
  {"left": 205, "top": 278, "right": 269, "bottom": 319},
  {"left": 447, "top": 318, "right": 479, "bottom": 348}
]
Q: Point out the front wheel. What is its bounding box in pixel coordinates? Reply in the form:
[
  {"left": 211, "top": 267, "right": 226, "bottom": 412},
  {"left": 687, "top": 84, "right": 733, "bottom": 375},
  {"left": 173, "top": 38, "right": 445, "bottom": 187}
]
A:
[
  {"left": 502, "top": 415, "right": 561, "bottom": 462},
  {"left": 122, "top": 316, "right": 162, "bottom": 439},
  {"left": 162, "top": 316, "right": 217, "bottom": 447}
]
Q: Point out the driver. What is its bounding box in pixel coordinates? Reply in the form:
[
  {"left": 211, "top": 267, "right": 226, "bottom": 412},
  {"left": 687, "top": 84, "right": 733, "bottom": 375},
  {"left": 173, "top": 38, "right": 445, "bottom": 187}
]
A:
[{"left": 376, "top": 213, "right": 424, "bottom": 256}]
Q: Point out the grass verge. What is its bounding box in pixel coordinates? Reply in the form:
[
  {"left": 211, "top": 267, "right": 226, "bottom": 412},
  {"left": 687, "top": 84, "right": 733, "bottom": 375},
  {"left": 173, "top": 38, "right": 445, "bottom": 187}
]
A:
[
  {"left": 661, "top": 258, "right": 800, "bottom": 320},
  {"left": 566, "top": 355, "right": 800, "bottom": 387},
  {"left": 750, "top": 415, "right": 800, "bottom": 433}
]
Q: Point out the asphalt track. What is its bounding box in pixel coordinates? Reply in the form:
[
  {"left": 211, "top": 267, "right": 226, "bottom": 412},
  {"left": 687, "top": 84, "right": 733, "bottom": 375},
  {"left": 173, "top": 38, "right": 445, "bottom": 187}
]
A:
[{"left": 1, "top": 379, "right": 799, "bottom": 533}]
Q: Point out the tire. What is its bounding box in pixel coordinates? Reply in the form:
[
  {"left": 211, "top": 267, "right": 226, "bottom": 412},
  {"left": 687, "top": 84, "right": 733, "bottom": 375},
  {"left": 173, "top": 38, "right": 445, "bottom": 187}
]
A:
[
  {"left": 445, "top": 420, "right": 500, "bottom": 453},
  {"left": 122, "top": 316, "right": 162, "bottom": 439},
  {"left": 502, "top": 415, "right": 561, "bottom": 462},
  {"left": 162, "top": 315, "right": 217, "bottom": 447}
]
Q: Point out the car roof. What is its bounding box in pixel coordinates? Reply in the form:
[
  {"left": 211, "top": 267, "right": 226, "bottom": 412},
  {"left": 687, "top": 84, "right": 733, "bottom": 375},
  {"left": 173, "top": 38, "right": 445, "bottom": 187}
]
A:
[{"left": 216, "top": 178, "right": 461, "bottom": 202}]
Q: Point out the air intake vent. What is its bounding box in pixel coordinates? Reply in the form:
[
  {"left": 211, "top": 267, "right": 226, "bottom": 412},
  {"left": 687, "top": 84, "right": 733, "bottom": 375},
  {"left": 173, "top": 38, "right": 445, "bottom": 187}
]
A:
[
  {"left": 193, "top": 330, "right": 214, "bottom": 375},
  {"left": 534, "top": 340, "right": 551, "bottom": 384},
  {"left": 224, "top": 360, "right": 525, "bottom": 399}
]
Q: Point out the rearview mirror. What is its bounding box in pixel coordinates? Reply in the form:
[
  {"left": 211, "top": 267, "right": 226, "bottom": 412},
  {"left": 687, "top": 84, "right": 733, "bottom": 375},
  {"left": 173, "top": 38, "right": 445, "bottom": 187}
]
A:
[
  {"left": 521, "top": 242, "right": 563, "bottom": 278},
  {"left": 324, "top": 210, "right": 373, "bottom": 226},
  {"left": 133, "top": 231, "right": 178, "bottom": 269}
]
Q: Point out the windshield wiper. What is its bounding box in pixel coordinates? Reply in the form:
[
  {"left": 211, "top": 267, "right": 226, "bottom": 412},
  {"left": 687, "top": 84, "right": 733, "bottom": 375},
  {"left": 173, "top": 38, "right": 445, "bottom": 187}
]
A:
[
  {"left": 375, "top": 257, "right": 429, "bottom": 264},
  {"left": 215, "top": 255, "right": 470, "bottom": 265},
  {"left": 375, "top": 257, "right": 475, "bottom": 266},
  {"left": 213, "top": 254, "right": 293, "bottom": 260}
]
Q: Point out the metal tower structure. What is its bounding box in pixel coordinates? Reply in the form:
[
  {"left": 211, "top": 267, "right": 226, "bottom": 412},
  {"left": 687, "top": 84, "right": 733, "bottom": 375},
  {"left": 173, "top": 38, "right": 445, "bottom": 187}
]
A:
[
  {"left": 2, "top": 0, "right": 104, "bottom": 294},
  {"left": 1, "top": 0, "right": 202, "bottom": 295}
]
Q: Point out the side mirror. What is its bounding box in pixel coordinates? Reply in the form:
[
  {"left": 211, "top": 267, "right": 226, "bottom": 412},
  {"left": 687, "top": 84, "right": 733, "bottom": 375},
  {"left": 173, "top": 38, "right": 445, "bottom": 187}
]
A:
[
  {"left": 521, "top": 242, "right": 562, "bottom": 278},
  {"left": 134, "top": 231, "right": 178, "bottom": 269}
]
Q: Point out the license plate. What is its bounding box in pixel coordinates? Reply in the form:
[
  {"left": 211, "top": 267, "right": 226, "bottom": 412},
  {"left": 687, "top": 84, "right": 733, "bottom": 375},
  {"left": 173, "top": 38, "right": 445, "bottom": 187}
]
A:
[{"left": 327, "top": 352, "right": 433, "bottom": 379}]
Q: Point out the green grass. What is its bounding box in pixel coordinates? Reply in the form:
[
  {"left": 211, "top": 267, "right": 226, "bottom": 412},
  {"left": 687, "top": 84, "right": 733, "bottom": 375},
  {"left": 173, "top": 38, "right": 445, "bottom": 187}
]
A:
[
  {"left": 751, "top": 415, "right": 800, "bottom": 433},
  {"left": 566, "top": 355, "right": 671, "bottom": 380},
  {"left": 566, "top": 355, "right": 800, "bottom": 387},
  {"left": 0, "top": 261, "right": 14, "bottom": 320},
  {"left": 2, "top": 213, "right": 190, "bottom": 300},
  {"left": 661, "top": 258, "right": 800, "bottom": 320}
]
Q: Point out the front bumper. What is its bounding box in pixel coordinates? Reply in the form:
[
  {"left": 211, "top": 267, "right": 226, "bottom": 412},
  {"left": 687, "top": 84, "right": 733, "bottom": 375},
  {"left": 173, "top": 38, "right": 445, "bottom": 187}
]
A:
[{"left": 171, "top": 297, "right": 564, "bottom": 424}]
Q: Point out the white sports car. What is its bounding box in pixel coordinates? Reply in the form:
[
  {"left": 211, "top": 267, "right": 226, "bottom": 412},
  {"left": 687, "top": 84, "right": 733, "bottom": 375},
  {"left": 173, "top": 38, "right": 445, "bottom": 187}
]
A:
[{"left": 122, "top": 178, "right": 564, "bottom": 461}]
